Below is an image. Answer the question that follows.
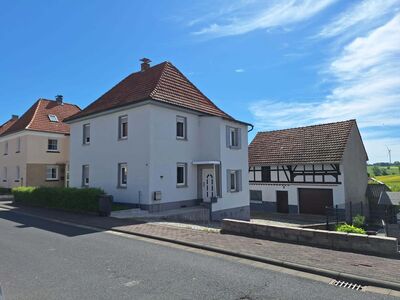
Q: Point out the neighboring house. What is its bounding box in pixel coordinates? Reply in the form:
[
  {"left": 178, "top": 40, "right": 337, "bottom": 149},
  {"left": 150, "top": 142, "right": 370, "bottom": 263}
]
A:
[
  {"left": 248, "top": 120, "right": 368, "bottom": 216},
  {"left": 65, "top": 59, "right": 251, "bottom": 220},
  {"left": 0, "top": 96, "right": 81, "bottom": 188}
]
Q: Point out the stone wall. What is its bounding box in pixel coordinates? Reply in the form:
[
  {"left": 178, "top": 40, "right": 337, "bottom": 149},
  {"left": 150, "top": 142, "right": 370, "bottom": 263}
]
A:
[{"left": 222, "top": 219, "right": 398, "bottom": 257}]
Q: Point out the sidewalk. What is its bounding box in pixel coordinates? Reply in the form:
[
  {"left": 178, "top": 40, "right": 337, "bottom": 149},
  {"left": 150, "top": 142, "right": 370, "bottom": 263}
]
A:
[{"left": 1, "top": 202, "right": 399, "bottom": 285}]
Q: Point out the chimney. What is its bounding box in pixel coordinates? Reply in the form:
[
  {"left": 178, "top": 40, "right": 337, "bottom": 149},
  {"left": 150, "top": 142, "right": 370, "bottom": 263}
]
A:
[
  {"left": 55, "top": 95, "right": 63, "bottom": 105},
  {"left": 11, "top": 115, "right": 18, "bottom": 120},
  {"left": 140, "top": 58, "right": 151, "bottom": 72}
]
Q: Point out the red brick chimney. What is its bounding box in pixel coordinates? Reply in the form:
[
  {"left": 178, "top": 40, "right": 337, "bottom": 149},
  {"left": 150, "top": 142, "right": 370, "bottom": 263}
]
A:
[{"left": 140, "top": 58, "right": 151, "bottom": 72}]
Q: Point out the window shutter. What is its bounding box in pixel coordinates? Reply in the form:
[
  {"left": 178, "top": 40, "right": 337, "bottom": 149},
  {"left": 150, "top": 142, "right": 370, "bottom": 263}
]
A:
[
  {"left": 226, "top": 169, "right": 231, "bottom": 192},
  {"left": 236, "top": 128, "right": 242, "bottom": 149},
  {"left": 226, "top": 126, "right": 231, "bottom": 148},
  {"left": 237, "top": 170, "right": 242, "bottom": 191}
]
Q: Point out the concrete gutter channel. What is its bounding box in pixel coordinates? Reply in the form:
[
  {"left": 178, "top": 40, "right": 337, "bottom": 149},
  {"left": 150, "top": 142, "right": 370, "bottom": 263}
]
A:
[{"left": 0, "top": 203, "right": 399, "bottom": 292}]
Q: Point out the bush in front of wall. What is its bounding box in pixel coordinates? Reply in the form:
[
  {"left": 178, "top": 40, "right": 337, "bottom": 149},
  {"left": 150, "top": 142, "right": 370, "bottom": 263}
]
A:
[
  {"left": 0, "top": 188, "right": 11, "bottom": 195},
  {"left": 352, "top": 214, "right": 366, "bottom": 229},
  {"left": 336, "top": 224, "right": 366, "bottom": 235},
  {"left": 12, "top": 186, "right": 104, "bottom": 213}
]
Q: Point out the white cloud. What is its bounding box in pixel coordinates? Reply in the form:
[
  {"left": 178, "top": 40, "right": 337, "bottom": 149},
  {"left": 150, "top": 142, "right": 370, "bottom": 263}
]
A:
[
  {"left": 249, "top": 14, "right": 400, "bottom": 162},
  {"left": 318, "top": 0, "right": 400, "bottom": 38},
  {"left": 193, "top": 0, "right": 336, "bottom": 37},
  {"left": 235, "top": 68, "right": 245, "bottom": 73}
]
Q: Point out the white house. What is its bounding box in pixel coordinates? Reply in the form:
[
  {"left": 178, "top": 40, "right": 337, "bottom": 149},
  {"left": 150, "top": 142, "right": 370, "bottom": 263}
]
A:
[
  {"left": 65, "top": 59, "right": 251, "bottom": 220},
  {"left": 248, "top": 120, "right": 368, "bottom": 216}
]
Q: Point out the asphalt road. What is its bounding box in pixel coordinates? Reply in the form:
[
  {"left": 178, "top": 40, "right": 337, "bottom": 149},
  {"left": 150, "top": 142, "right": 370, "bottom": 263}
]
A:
[{"left": 0, "top": 209, "right": 395, "bottom": 300}]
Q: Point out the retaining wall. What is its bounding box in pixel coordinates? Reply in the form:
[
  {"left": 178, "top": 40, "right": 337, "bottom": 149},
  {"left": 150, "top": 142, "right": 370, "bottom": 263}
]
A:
[{"left": 222, "top": 219, "right": 399, "bottom": 257}]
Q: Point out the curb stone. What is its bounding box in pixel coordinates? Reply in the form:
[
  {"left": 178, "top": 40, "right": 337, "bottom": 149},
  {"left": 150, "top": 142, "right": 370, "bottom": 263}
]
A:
[{"left": 1, "top": 204, "right": 400, "bottom": 292}]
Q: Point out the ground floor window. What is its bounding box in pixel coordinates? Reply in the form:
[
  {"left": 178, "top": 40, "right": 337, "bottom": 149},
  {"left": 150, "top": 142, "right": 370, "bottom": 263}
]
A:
[
  {"left": 46, "top": 165, "right": 59, "bottom": 181},
  {"left": 82, "top": 165, "right": 89, "bottom": 187},
  {"left": 176, "top": 163, "right": 187, "bottom": 187},
  {"left": 227, "top": 169, "right": 242, "bottom": 193},
  {"left": 250, "top": 190, "right": 262, "bottom": 201},
  {"left": 118, "top": 163, "right": 128, "bottom": 188}
]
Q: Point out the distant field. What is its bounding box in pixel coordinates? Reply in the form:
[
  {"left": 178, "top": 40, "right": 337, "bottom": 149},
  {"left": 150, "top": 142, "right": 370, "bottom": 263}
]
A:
[
  {"left": 368, "top": 165, "right": 400, "bottom": 176},
  {"left": 374, "top": 175, "right": 400, "bottom": 192},
  {"left": 368, "top": 165, "right": 400, "bottom": 192}
]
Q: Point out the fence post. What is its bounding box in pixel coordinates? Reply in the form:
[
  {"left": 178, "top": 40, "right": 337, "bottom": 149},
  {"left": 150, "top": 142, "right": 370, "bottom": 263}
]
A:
[
  {"left": 326, "top": 206, "right": 329, "bottom": 230},
  {"left": 349, "top": 201, "right": 353, "bottom": 224},
  {"left": 360, "top": 201, "right": 364, "bottom": 216},
  {"left": 335, "top": 205, "right": 339, "bottom": 225}
]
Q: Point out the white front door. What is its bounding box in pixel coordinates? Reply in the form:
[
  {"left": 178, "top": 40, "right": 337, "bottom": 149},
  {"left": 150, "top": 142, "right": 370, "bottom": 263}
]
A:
[{"left": 202, "top": 169, "right": 215, "bottom": 202}]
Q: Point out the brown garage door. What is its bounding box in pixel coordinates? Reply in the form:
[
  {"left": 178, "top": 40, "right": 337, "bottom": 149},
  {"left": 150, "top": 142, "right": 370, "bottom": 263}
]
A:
[{"left": 298, "top": 188, "right": 333, "bottom": 215}]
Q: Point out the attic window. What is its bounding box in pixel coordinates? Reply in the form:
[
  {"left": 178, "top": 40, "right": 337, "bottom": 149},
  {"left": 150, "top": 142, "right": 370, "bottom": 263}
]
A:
[{"left": 48, "top": 114, "right": 59, "bottom": 122}]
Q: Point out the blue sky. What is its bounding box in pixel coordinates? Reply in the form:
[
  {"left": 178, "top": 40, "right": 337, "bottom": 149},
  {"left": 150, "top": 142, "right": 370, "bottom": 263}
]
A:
[{"left": 1, "top": 0, "right": 399, "bottom": 163}]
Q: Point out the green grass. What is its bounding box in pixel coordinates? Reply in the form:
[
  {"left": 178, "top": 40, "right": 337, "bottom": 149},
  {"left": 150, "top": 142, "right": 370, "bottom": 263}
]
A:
[
  {"left": 368, "top": 165, "right": 400, "bottom": 176},
  {"left": 374, "top": 175, "right": 400, "bottom": 192}
]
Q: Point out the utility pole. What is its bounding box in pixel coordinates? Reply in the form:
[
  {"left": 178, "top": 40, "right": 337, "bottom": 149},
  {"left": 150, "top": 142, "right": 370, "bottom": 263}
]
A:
[{"left": 386, "top": 145, "right": 392, "bottom": 164}]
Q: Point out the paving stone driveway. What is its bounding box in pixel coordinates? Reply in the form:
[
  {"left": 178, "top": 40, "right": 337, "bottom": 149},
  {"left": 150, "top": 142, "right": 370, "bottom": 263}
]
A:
[{"left": 2, "top": 203, "right": 399, "bottom": 284}]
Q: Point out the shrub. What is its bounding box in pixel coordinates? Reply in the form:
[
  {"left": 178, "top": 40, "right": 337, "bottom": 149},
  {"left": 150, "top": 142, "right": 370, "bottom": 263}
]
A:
[
  {"left": 352, "top": 214, "right": 365, "bottom": 228},
  {"left": 12, "top": 187, "right": 104, "bottom": 213},
  {"left": 336, "top": 224, "right": 366, "bottom": 235},
  {"left": 372, "top": 166, "right": 382, "bottom": 176}
]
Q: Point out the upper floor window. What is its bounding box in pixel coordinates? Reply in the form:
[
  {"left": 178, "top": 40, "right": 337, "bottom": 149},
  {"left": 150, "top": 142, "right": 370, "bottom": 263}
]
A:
[
  {"left": 118, "top": 115, "right": 128, "bottom": 139},
  {"left": 176, "top": 163, "right": 187, "bottom": 187},
  {"left": 46, "top": 165, "right": 59, "bottom": 181},
  {"left": 83, "top": 124, "right": 90, "bottom": 145},
  {"left": 47, "top": 139, "right": 58, "bottom": 152},
  {"left": 226, "top": 126, "right": 241, "bottom": 149},
  {"left": 82, "top": 165, "right": 89, "bottom": 187},
  {"left": 4, "top": 141, "right": 8, "bottom": 155},
  {"left": 2, "top": 167, "right": 7, "bottom": 182},
  {"left": 16, "top": 137, "right": 21, "bottom": 153},
  {"left": 48, "top": 114, "right": 59, "bottom": 122},
  {"left": 118, "top": 163, "right": 128, "bottom": 188},
  {"left": 176, "top": 116, "right": 187, "bottom": 140}
]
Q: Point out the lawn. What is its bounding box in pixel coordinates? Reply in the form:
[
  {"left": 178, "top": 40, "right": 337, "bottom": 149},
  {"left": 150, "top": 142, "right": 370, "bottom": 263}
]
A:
[{"left": 374, "top": 175, "right": 400, "bottom": 192}]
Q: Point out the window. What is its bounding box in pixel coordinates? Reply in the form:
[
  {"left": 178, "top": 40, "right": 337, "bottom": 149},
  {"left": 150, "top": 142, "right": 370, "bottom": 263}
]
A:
[
  {"left": 118, "top": 163, "right": 128, "bottom": 188},
  {"left": 48, "top": 114, "right": 59, "bottom": 122},
  {"left": 15, "top": 166, "right": 20, "bottom": 181},
  {"left": 250, "top": 190, "right": 262, "bottom": 201},
  {"left": 4, "top": 141, "right": 8, "bottom": 155},
  {"left": 227, "top": 169, "right": 242, "bottom": 193},
  {"left": 249, "top": 166, "right": 265, "bottom": 182},
  {"left": 2, "top": 167, "right": 7, "bottom": 182},
  {"left": 226, "top": 126, "right": 241, "bottom": 149},
  {"left": 83, "top": 124, "right": 90, "bottom": 144},
  {"left": 16, "top": 137, "right": 21, "bottom": 153},
  {"left": 176, "top": 116, "right": 187, "bottom": 139},
  {"left": 118, "top": 115, "right": 128, "bottom": 139},
  {"left": 176, "top": 163, "right": 187, "bottom": 187},
  {"left": 82, "top": 165, "right": 89, "bottom": 187},
  {"left": 47, "top": 139, "right": 58, "bottom": 151},
  {"left": 46, "top": 165, "right": 59, "bottom": 181}
]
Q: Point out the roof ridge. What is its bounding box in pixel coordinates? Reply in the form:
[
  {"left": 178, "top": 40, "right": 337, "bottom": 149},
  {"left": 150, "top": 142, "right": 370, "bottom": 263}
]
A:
[
  {"left": 26, "top": 99, "right": 42, "bottom": 130},
  {"left": 257, "top": 119, "right": 356, "bottom": 135}
]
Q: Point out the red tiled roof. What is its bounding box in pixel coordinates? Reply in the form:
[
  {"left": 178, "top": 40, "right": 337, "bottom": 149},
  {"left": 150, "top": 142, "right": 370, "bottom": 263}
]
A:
[
  {"left": 0, "top": 99, "right": 81, "bottom": 137},
  {"left": 249, "top": 120, "right": 360, "bottom": 166},
  {"left": 0, "top": 117, "right": 18, "bottom": 135},
  {"left": 66, "top": 61, "right": 235, "bottom": 122}
]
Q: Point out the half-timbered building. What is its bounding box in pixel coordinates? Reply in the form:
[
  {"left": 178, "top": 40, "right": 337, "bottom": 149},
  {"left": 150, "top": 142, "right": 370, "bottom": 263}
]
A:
[{"left": 248, "top": 120, "right": 368, "bottom": 215}]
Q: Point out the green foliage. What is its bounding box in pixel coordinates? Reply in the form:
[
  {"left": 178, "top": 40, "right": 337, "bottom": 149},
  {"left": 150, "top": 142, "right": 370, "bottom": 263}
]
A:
[
  {"left": 371, "top": 166, "right": 382, "bottom": 176},
  {"left": 381, "top": 168, "right": 388, "bottom": 176},
  {"left": 336, "top": 224, "right": 366, "bottom": 235},
  {"left": 0, "top": 188, "right": 11, "bottom": 195},
  {"left": 12, "top": 187, "right": 104, "bottom": 213},
  {"left": 352, "top": 214, "right": 365, "bottom": 228}
]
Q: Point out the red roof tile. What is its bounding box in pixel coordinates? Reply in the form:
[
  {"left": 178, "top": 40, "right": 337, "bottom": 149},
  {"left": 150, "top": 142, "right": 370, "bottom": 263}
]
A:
[
  {"left": 66, "top": 61, "right": 235, "bottom": 122},
  {"left": 249, "top": 120, "right": 360, "bottom": 166},
  {"left": 0, "top": 99, "right": 81, "bottom": 137},
  {"left": 0, "top": 117, "right": 18, "bottom": 135}
]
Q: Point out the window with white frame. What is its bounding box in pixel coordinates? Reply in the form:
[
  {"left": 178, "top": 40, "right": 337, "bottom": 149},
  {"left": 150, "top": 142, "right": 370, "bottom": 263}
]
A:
[
  {"left": 46, "top": 165, "right": 59, "bottom": 181},
  {"left": 2, "top": 167, "right": 7, "bottom": 182},
  {"left": 48, "top": 114, "right": 59, "bottom": 122},
  {"left": 82, "top": 165, "right": 89, "bottom": 187},
  {"left": 118, "top": 163, "right": 128, "bottom": 188},
  {"left": 176, "top": 163, "right": 187, "bottom": 187},
  {"left": 47, "top": 139, "right": 58, "bottom": 151},
  {"left": 227, "top": 169, "right": 242, "bottom": 193},
  {"left": 83, "top": 124, "right": 90, "bottom": 144},
  {"left": 15, "top": 166, "right": 20, "bottom": 181},
  {"left": 230, "top": 171, "right": 237, "bottom": 191},
  {"left": 176, "top": 116, "right": 187, "bottom": 140},
  {"left": 118, "top": 115, "right": 128, "bottom": 139},
  {"left": 16, "top": 137, "right": 21, "bottom": 153},
  {"left": 4, "top": 141, "right": 8, "bottom": 155},
  {"left": 226, "top": 126, "right": 241, "bottom": 149}
]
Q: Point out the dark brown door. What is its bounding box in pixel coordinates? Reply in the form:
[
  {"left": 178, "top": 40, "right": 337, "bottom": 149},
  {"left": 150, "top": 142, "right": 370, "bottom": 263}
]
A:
[
  {"left": 276, "top": 191, "right": 289, "bottom": 213},
  {"left": 298, "top": 188, "right": 333, "bottom": 215}
]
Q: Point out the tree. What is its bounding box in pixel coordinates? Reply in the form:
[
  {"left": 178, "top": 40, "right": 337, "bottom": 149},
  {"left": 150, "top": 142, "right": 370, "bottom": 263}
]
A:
[{"left": 372, "top": 166, "right": 382, "bottom": 176}]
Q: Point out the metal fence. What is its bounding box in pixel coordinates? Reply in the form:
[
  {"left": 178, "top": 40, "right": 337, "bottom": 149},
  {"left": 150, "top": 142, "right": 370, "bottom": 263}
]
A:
[{"left": 325, "top": 201, "right": 368, "bottom": 229}]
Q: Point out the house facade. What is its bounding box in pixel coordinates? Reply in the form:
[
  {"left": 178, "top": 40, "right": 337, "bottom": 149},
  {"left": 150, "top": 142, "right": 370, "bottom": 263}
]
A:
[
  {"left": 0, "top": 97, "right": 80, "bottom": 188},
  {"left": 65, "top": 59, "right": 251, "bottom": 220},
  {"left": 248, "top": 120, "right": 368, "bottom": 216}
]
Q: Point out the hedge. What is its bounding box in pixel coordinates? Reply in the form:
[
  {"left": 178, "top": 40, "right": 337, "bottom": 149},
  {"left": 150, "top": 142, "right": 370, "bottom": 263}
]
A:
[
  {"left": 12, "top": 187, "right": 105, "bottom": 213},
  {"left": 0, "top": 188, "right": 11, "bottom": 195}
]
